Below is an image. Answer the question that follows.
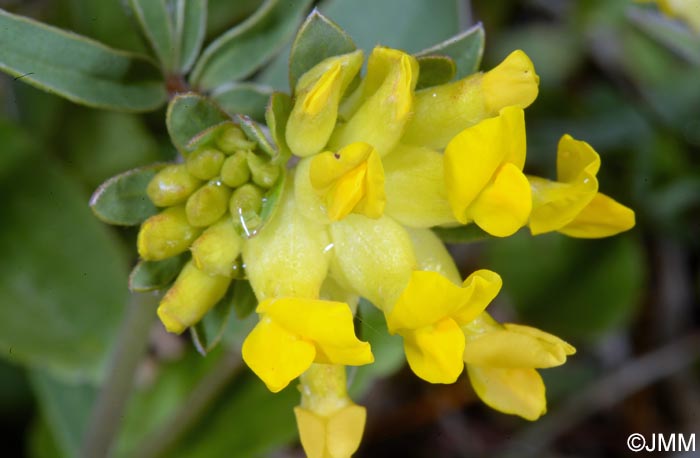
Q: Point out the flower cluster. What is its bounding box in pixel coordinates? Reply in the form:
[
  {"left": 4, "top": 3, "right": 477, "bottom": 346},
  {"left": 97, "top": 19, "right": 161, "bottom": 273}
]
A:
[{"left": 139, "top": 43, "right": 634, "bottom": 457}]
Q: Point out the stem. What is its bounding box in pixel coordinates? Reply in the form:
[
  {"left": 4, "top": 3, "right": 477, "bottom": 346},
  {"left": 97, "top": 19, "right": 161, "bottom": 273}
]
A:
[
  {"left": 133, "top": 351, "right": 243, "bottom": 458},
  {"left": 80, "top": 292, "right": 159, "bottom": 458}
]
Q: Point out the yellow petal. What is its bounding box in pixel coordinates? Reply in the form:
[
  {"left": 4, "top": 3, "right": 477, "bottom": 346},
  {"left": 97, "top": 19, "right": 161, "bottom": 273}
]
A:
[
  {"left": 405, "top": 228, "right": 461, "bottom": 284},
  {"left": 330, "top": 47, "right": 418, "bottom": 156},
  {"left": 528, "top": 175, "right": 597, "bottom": 235},
  {"left": 329, "top": 214, "right": 416, "bottom": 309},
  {"left": 403, "top": 318, "right": 465, "bottom": 384},
  {"left": 467, "top": 162, "right": 532, "bottom": 237},
  {"left": 463, "top": 325, "right": 574, "bottom": 368},
  {"left": 467, "top": 365, "right": 546, "bottom": 421},
  {"left": 354, "top": 146, "right": 386, "bottom": 219},
  {"left": 480, "top": 50, "right": 539, "bottom": 114},
  {"left": 260, "top": 298, "right": 373, "bottom": 367},
  {"left": 243, "top": 179, "right": 331, "bottom": 299},
  {"left": 452, "top": 269, "right": 503, "bottom": 324},
  {"left": 559, "top": 192, "right": 636, "bottom": 238},
  {"left": 242, "top": 315, "right": 316, "bottom": 393},
  {"left": 295, "top": 408, "right": 326, "bottom": 458},
  {"left": 556, "top": 134, "right": 601, "bottom": 182},
  {"left": 286, "top": 51, "right": 364, "bottom": 158},
  {"left": 383, "top": 144, "right": 457, "bottom": 228},
  {"left": 157, "top": 261, "right": 231, "bottom": 334},
  {"left": 444, "top": 106, "right": 526, "bottom": 224},
  {"left": 295, "top": 405, "right": 367, "bottom": 458}
]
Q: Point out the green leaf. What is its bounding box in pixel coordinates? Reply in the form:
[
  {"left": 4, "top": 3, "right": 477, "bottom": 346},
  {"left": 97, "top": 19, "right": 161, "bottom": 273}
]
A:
[
  {"left": 90, "top": 164, "right": 164, "bottom": 226},
  {"left": 288, "top": 8, "right": 357, "bottom": 90},
  {"left": 231, "top": 280, "right": 257, "bottom": 319},
  {"left": 0, "top": 9, "right": 166, "bottom": 111},
  {"left": 264, "top": 92, "right": 293, "bottom": 159},
  {"left": 415, "top": 55, "right": 456, "bottom": 90},
  {"left": 433, "top": 224, "right": 491, "bottom": 244},
  {"left": 212, "top": 82, "right": 274, "bottom": 122},
  {"left": 191, "top": 283, "right": 238, "bottom": 355},
  {"left": 233, "top": 114, "right": 276, "bottom": 157},
  {"left": 627, "top": 7, "right": 700, "bottom": 66},
  {"left": 416, "top": 22, "right": 485, "bottom": 78},
  {"left": 486, "top": 233, "right": 645, "bottom": 341},
  {"left": 128, "top": 0, "right": 177, "bottom": 70},
  {"left": 166, "top": 93, "right": 229, "bottom": 153},
  {"left": 175, "top": 0, "right": 208, "bottom": 73},
  {"left": 29, "top": 370, "right": 96, "bottom": 458},
  {"left": 129, "top": 253, "right": 190, "bottom": 292},
  {"left": 0, "top": 148, "right": 129, "bottom": 377},
  {"left": 175, "top": 372, "right": 298, "bottom": 458},
  {"left": 191, "top": 0, "right": 313, "bottom": 90}
]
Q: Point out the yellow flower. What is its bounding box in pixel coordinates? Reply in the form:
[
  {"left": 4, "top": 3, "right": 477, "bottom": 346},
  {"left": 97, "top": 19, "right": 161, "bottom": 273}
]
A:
[
  {"left": 462, "top": 313, "right": 575, "bottom": 420},
  {"left": 242, "top": 298, "right": 373, "bottom": 393},
  {"left": 444, "top": 105, "right": 532, "bottom": 237},
  {"left": 528, "top": 134, "right": 635, "bottom": 238},
  {"left": 309, "top": 142, "right": 386, "bottom": 221},
  {"left": 385, "top": 269, "right": 502, "bottom": 383}
]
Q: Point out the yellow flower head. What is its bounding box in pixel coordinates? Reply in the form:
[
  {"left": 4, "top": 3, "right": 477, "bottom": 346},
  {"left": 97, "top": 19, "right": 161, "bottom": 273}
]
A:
[
  {"left": 385, "top": 269, "right": 502, "bottom": 384},
  {"left": 242, "top": 298, "right": 374, "bottom": 393},
  {"left": 309, "top": 142, "right": 386, "bottom": 221},
  {"left": 444, "top": 105, "right": 532, "bottom": 237},
  {"left": 463, "top": 313, "right": 575, "bottom": 420},
  {"left": 528, "top": 134, "right": 635, "bottom": 237}
]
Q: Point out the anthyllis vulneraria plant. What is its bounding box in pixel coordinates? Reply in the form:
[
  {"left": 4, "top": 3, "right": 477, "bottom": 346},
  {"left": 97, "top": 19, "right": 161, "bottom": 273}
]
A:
[{"left": 96, "top": 11, "right": 638, "bottom": 457}]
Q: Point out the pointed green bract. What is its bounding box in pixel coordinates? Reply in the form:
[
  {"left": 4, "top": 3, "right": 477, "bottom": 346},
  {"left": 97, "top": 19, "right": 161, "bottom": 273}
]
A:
[
  {"left": 234, "top": 114, "right": 276, "bottom": 157},
  {"left": 432, "top": 224, "right": 492, "bottom": 244},
  {"left": 415, "top": 55, "right": 457, "bottom": 89},
  {"left": 129, "top": 253, "right": 190, "bottom": 292},
  {"left": 416, "top": 22, "right": 485, "bottom": 78},
  {"left": 288, "top": 8, "right": 357, "bottom": 91},
  {"left": 212, "top": 82, "right": 274, "bottom": 122},
  {"left": 128, "top": 0, "right": 176, "bottom": 70},
  {"left": 0, "top": 9, "right": 166, "bottom": 112},
  {"left": 90, "top": 164, "right": 165, "bottom": 226},
  {"left": 191, "top": 0, "right": 313, "bottom": 90},
  {"left": 176, "top": 0, "right": 208, "bottom": 72},
  {"left": 265, "top": 92, "right": 293, "bottom": 159},
  {"left": 166, "top": 93, "right": 229, "bottom": 153}
]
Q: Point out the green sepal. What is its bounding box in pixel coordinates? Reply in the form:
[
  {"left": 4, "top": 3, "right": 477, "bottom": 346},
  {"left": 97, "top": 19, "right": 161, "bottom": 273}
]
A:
[
  {"left": 89, "top": 164, "right": 165, "bottom": 226},
  {"left": 265, "top": 92, "right": 293, "bottom": 160},
  {"left": 212, "top": 82, "right": 274, "bottom": 122},
  {"left": 166, "top": 92, "right": 229, "bottom": 154},
  {"left": 415, "top": 55, "right": 457, "bottom": 90},
  {"left": 432, "top": 224, "right": 491, "bottom": 244},
  {"left": 415, "top": 22, "right": 485, "bottom": 78},
  {"left": 288, "top": 8, "right": 357, "bottom": 91},
  {"left": 233, "top": 114, "right": 276, "bottom": 157},
  {"left": 128, "top": 252, "right": 190, "bottom": 292},
  {"left": 191, "top": 279, "right": 257, "bottom": 355},
  {"left": 190, "top": 0, "right": 313, "bottom": 90},
  {"left": 0, "top": 9, "right": 166, "bottom": 112}
]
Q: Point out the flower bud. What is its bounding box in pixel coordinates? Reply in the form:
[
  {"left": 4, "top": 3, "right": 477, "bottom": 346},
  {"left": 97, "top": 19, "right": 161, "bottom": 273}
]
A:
[
  {"left": 286, "top": 51, "right": 364, "bottom": 157},
  {"left": 186, "top": 147, "right": 225, "bottom": 180},
  {"left": 147, "top": 164, "right": 202, "bottom": 207},
  {"left": 220, "top": 150, "right": 251, "bottom": 188},
  {"left": 216, "top": 124, "right": 256, "bottom": 153},
  {"left": 137, "top": 206, "right": 200, "bottom": 261},
  {"left": 191, "top": 218, "right": 243, "bottom": 277},
  {"left": 185, "top": 181, "right": 232, "bottom": 227},
  {"left": 247, "top": 152, "right": 281, "bottom": 189},
  {"left": 229, "top": 183, "right": 264, "bottom": 235},
  {"left": 157, "top": 260, "right": 231, "bottom": 334}
]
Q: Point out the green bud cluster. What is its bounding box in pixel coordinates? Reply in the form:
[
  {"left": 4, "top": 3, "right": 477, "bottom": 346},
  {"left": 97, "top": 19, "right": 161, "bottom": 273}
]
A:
[{"left": 138, "top": 124, "right": 281, "bottom": 279}]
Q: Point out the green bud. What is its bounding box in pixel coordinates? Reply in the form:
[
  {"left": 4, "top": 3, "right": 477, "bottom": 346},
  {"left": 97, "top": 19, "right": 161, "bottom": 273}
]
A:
[
  {"left": 191, "top": 218, "right": 243, "bottom": 277},
  {"left": 147, "top": 164, "right": 202, "bottom": 207},
  {"left": 247, "top": 152, "right": 280, "bottom": 189},
  {"left": 137, "top": 206, "right": 200, "bottom": 261},
  {"left": 229, "top": 183, "right": 264, "bottom": 235},
  {"left": 217, "top": 125, "right": 256, "bottom": 153},
  {"left": 220, "top": 150, "right": 251, "bottom": 188},
  {"left": 186, "top": 181, "right": 232, "bottom": 227},
  {"left": 186, "top": 147, "right": 225, "bottom": 180}
]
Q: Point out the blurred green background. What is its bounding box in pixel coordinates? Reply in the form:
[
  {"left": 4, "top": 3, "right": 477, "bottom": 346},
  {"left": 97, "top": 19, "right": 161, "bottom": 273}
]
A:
[{"left": 1, "top": 0, "right": 698, "bottom": 457}]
